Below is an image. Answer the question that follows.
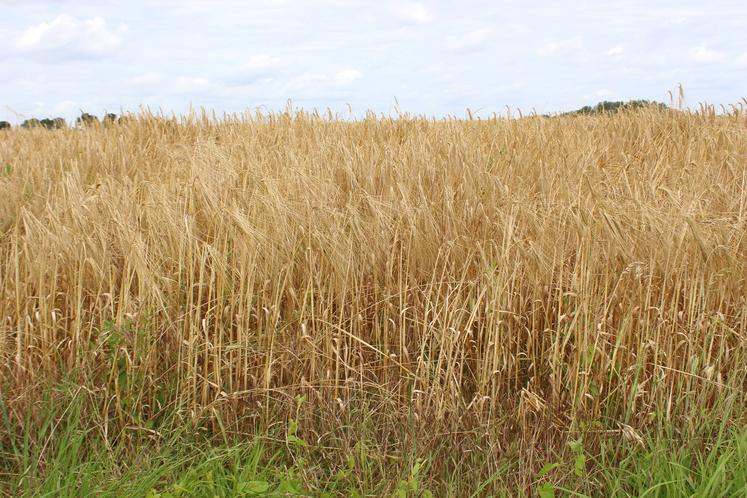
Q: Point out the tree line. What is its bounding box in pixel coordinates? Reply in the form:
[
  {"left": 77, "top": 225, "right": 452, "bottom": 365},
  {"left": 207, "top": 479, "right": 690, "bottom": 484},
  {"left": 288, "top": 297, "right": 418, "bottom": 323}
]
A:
[
  {"left": 0, "top": 112, "right": 125, "bottom": 130},
  {"left": 562, "top": 99, "right": 668, "bottom": 116},
  {"left": 0, "top": 101, "right": 670, "bottom": 130}
]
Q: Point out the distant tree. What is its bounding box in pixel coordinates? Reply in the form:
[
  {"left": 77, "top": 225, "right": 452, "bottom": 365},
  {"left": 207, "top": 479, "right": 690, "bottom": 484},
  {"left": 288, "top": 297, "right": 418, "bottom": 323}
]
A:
[
  {"left": 36, "top": 117, "right": 67, "bottom": 129},
  {"left": 76, "top": 112, "right": 99, "bottom": 127},
  {"left": 0, "top": 121, "right": 10, "bottom": 130},
  {"left": 21, "top": 118, "right": 41, "bottom": 129},
  {"left": 568, "top": 100, "right": 667, "bottom": 116},
  {"left": 103, "top": 113, "right": 117, "bottom": 125}
]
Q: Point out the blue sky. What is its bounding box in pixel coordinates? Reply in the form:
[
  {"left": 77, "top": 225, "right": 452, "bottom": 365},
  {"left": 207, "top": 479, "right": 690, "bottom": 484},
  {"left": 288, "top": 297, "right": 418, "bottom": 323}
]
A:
[{"left": 1, "top": 0, "right": 746, "bottom": 123}]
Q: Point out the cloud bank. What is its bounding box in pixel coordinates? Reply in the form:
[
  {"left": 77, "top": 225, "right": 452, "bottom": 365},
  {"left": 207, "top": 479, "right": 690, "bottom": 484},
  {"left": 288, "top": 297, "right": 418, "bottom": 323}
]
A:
[{"left": 1, "top": 0, "right": 745, "bottom": 123}]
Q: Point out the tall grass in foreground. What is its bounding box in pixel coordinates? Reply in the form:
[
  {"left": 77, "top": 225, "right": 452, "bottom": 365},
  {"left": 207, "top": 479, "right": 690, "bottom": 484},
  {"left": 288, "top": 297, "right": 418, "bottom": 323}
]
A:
[{"left": 1, "top": 106, "right": 747, "bottom": 494}]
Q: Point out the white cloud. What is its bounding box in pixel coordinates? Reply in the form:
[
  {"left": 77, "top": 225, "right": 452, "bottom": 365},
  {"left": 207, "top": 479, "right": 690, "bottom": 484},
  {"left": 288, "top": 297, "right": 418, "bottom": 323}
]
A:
[
  {"left": 245, "top": 54, "right": 281, "bottom": 69},
  {"left": 171, "top": 0, "right": 288, "bottom": 16},
  {"left": 14, "top": 15, "right": 124, "bottom": 57},
  {"left": 537, "top": 42, "right": 559, "bottom": 57},
  {"left": 396, "top": 3, "right": 433, "bottom": 24},
  {"left": 51, "top": 100, "right": 80, "bottom": 114},
  {"left": 447, "top": 29, "right": 491, "bottom": 54},
  {"left": 334, "top": 69, "right": 363, "bottom": 85},
  {"left": 537, "top": 37, "right": 590, "bottom": 64},
  {"left": 690, "top": 45, "right": 724, "bottom": 62},
  {"left": 281, "top": 73, "right": 328, "bottom": 97},
  {"left": 278, "top": 69, "right": 363, "bottom": 98},
  {"left": 174, "top": 76, "right": 211, "bottom": 92},
  {"left": 606, "top": 46, "right": 624, "bottom": 56},
  {"left": 224, "top": 54, "right": 283, "bottom": 86},
  {"left": 130, "top": 72, "right": 164, "bottom": 85}
]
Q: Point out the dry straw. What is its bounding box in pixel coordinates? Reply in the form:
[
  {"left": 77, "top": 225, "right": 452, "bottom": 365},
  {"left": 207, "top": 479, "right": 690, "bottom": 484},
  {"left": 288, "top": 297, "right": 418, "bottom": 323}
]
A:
[{"left": 1, "top": 106, "right": 746, "bottom": 443}]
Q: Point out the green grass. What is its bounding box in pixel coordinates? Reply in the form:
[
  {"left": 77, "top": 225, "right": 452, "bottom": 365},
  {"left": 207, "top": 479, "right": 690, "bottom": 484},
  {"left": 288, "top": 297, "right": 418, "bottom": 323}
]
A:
[
  {"left": 2, "top": 381, "right": 747, "bottom": 497},
  {"left": 0, "top": 381, "right": 437, "bottom": 497},
  {"left": 596, "top": 429, "right": 747, "bottom": 497}
]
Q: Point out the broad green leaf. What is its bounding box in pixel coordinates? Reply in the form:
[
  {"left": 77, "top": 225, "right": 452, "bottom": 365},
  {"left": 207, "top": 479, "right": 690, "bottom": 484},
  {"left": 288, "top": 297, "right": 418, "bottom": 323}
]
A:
[
  {"left": 537, "top": 482, "right": 555, "bottom": 498},
  {"left": 537, "top": 462, "right": 559, "bottom": 478},
  {"left": 238, "top": 480, "right": 270, "bottom": 495},
  {"left": 568, "top": 437, "right": 583, "bottom": 454},
  {"left": 574, "top": 453, "right": 586, "bottom": 477},
  {"left": 287, "top": 434, "right": 308, "bottom": 447}
]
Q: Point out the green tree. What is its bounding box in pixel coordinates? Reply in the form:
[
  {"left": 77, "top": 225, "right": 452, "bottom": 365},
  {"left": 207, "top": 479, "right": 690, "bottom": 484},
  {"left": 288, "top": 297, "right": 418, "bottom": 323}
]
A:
[
  {"left": 21, "top": 118, "right": 41, "bottom": 129},
  {"left": 76, "top": 112, "right": 99, "bottom": 127},
  {"left": 0, "top": 121, "right": 10, "bottom": 130},
  {"left": 569, "top": 100, "right": 667, "bottom": 116},
  {"left": 36, "top": 118, "right": 67, "bottom": 129}
]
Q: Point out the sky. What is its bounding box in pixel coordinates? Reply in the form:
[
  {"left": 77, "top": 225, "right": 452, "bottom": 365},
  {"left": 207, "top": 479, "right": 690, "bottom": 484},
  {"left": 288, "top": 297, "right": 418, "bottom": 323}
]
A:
[{"left": 1, "top": 0, "right": 746, "bottom": 123}]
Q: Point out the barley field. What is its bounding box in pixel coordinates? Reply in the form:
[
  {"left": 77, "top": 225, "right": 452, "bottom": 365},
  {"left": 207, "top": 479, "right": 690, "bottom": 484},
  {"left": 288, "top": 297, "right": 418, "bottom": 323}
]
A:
[{"left": 1, "top": 106, "right": 747, "bottom": 496}]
